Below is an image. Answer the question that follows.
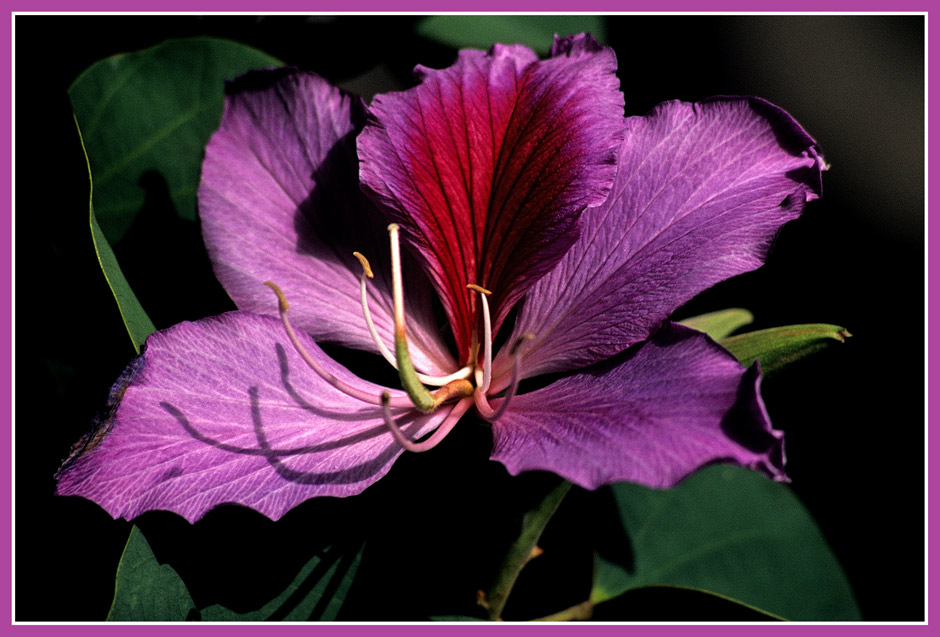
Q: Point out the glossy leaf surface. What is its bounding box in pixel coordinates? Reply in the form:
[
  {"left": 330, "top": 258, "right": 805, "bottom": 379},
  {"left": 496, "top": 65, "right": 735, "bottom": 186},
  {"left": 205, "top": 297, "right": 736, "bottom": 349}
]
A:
[
  {"left": 69, "top": 37, "right": 281, "bottom": 242},
  {"left": 592, "top": 465, "right": 860, "bottom": 620},
  {"left": 108, "top": 526, "right": 361, "bottom": 621},
  {"left": 76, "top": 116, "right": 156, "bottom": 353},
  {"left": 108, "top": 527, "right": 196, "bottom": 621}
]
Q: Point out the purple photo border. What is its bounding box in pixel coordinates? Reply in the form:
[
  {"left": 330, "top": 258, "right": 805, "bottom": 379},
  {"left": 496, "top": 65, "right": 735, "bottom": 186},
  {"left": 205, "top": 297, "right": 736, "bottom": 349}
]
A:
[
  {"left": 0, "top": 1, "right": 934, "bottom": 10},
  {"left": 4, "top": 4, "right": 932, "bottom": 637}
]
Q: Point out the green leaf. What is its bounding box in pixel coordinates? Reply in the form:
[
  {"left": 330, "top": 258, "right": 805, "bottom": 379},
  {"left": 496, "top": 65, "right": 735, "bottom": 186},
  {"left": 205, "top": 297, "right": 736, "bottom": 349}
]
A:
[
  {"left": 108, "top": 526, "right": 194, "bottom": 621},
  {"left": 417, "top": 15, "right": 606, "bottom": 54},
  {"left": 69, "top": 37, "right": 281, "bottom": 243},
  {"left": 107, "top": 525, "right": 363, "bottom": 622},
  {"left": 679, "top": 308, "right": 754, "bottom": 340},
  {"left": 75, "top": 115, "right": 156, "bottom": 353},
  {"left": 719, "top": 323, "right": 851, "bottom": 374},
  {"left": 591, "top": 465, "right": 860, "bottom": 621}
]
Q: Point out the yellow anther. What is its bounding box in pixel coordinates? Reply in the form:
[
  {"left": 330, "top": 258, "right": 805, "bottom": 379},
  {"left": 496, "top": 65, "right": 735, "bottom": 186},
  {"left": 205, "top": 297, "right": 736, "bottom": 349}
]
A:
[
  {"left": 466, "top": 283, "right": 492, "bottom": 295},
  {"left": 264, "top": 281, "right": 289, "bottom": 312},
  {"left": 352, "top": 252, "right": 374, "bottom": 279}
]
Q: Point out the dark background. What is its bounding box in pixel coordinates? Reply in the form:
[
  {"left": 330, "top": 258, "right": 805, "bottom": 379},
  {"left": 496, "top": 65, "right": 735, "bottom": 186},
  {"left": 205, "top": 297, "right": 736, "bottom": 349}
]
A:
[{"left": 15, "top": 15, "right": 924, "bottom": 621}]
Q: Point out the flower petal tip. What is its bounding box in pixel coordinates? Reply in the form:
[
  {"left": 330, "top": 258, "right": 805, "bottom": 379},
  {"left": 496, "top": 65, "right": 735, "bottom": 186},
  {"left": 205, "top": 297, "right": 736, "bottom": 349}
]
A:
[
  {"left": 729, "top": 362, "right": 788, "bottom": 483},
  {"left": 55, "top": 313, "right": 450, "bottom": 523},
  {"left": 740, "top": 96, "right": 826, "bottom": 199}
]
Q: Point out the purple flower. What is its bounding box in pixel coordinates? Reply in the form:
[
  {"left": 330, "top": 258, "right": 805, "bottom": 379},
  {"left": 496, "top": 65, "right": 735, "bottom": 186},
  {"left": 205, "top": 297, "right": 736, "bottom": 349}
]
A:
[{"left": 56, "top": 35, "right": 825, "bottom": 523}]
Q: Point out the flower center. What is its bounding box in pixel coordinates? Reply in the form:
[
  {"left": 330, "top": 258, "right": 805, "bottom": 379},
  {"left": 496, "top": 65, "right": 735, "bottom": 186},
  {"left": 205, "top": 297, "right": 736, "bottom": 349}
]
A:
[
  {"left": 265, "top": 224, "right": 530, "bottom": 454},
  {"left": 375, "top": 225, "right": 533, "bottom": 427}
]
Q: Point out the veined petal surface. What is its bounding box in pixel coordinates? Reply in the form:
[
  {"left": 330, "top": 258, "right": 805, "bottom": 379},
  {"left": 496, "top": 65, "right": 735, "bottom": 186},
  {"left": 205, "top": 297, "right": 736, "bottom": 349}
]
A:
[
  {"left": 359, "top": 34, "right": 624, "bottom": 362},
  {"left": 503, "top": 97, "right": 825, "bottom": 378},
  {"left": 199, "top": 68, "right": 453, "bottom": 376},
  {"left": 490, "top": 323, "right": 785, "bottom": 490},
  {"left": 55, "top": 312, "right": 446, "bottom": 522}
]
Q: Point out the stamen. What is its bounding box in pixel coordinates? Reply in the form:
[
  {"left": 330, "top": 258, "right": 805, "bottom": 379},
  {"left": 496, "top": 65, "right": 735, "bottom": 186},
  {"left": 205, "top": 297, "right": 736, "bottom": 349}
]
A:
[
  {"left": 474, "top": 333, "right": 533, "bottom": 422},
  {"left": 388, "top": 224, "right": 435, "bottom": 413},
  {"left": 467, "top": 284, "right": 493, "bottom": 394},
  {"left": 352, "top": 251, "right": 374, "bottom": 279},
  {"left": 353, "top": 250, "right": 398, "bottom": 369},
  {"left": 353, "top": 250, "right": 472, "bottom": 387},
  {"left": 381, "top": 392, "right": 474, "bottom": 453},
  {"left": 264, "top": 281, "right": 413, "bottom": 409}
]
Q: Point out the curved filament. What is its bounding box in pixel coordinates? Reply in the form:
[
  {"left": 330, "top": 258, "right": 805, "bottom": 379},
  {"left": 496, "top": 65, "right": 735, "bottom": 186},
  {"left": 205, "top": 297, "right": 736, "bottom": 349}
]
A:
[
  {"left": 264, "top": 281, "right": 413, "bottom": 409},
  {"left": 474, "top": 333, "right": 532, "bottom": 422},
  {"left": 381, "top": 393, "right": 474, "bottom": 453}
]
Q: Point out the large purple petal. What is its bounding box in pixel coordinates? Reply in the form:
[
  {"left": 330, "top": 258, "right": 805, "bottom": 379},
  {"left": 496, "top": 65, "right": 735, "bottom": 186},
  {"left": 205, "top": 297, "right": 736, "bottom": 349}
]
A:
[
  {"left": 55, "top": 312, "right": 446, "bottom": 522},
  {"left": 501, "top": 97, "right": 825, "bottom": 378},
  {"left": 489, "top": 323, "right": 785, "bottom": 490},
  {"left": 359, "top": 34, "right": 624, "bottom": 363},
  {"left": 199, "top": 68, "right": 454, "bottom": 376}
]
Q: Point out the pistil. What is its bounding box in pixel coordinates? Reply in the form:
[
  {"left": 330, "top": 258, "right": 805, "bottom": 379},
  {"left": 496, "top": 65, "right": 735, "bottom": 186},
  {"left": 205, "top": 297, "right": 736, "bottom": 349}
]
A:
[
  {"left": 387, "top": 223, "right": 439, "bottom": 413},
  {"left": 353, "top": 251, "right": 472, "bottom": 387},
  {"left": 467, "top": 284, "right": 493, "bottom": 394}
]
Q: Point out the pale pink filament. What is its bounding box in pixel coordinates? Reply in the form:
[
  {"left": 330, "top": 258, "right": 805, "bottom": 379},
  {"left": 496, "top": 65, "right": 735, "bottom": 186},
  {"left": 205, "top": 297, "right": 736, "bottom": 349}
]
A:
[
  {"left": 473, "top": 334, "right": 530, "bottom": 422},
  {"left": 381, "top": 394, "right": 474, "bottom": 453},
  {"left": 265, "top": 281, "right": 414, "bottom": 409}
]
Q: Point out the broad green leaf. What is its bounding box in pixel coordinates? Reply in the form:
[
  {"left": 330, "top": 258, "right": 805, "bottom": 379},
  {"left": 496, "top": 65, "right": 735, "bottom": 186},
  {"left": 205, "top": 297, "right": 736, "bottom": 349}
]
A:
[
  {"left": 417, "top": 15, "right": 606, "bottom": 54},
  {"left": 591, "top": 465, "right": 860, "bottom": 621},
  {"left": 719, "top": 324, "right": 850, "bottom": 374},
  {"left": 108, "top": 526, "right": 194, "bottom": 621},
  {"left": 108, "top": 525, "right": 363, "bottom": 621},
  {"left": 76, "top": 115, "right": 156, "bottom": 353},
  {"left": 679, "top": 308, "right": 754, "bottom": 340},
  {"left": 69, "top": 37, "right": 281, "bottom": 243}
]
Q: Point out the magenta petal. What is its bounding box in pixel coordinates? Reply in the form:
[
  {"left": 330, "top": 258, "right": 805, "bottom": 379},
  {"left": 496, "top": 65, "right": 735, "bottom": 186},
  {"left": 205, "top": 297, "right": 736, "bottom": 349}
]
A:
[
  {"left": 55, "top": 312, "right": 446, "bottom": 522},
  {"left": 503, "top": 97, "right": 825, "bottom": 378},
  {"left": 199, "top": 68, "right": 454, "bottom": 375},
  {"left": 359, "top": 34, "right": 624, "bottom": 362},
  {"left": 489, "top": 323, "right": 785, "bottom": 490}
]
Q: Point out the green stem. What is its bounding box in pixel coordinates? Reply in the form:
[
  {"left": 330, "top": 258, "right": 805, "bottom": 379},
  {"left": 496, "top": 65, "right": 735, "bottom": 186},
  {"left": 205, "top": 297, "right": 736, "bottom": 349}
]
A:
[{"left": 481, "top": 478, "right": 573, "bottom": 621}]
